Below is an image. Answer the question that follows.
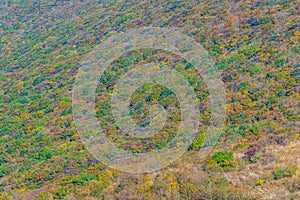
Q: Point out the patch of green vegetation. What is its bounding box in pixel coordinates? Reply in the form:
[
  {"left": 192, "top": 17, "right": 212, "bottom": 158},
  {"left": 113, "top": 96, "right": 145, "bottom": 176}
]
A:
[
  {"left": 190, "top": 132, "right": 206, "bottom": 150},
  {"left": 211, "top": 151, "right": 235, "bottom": 168}
]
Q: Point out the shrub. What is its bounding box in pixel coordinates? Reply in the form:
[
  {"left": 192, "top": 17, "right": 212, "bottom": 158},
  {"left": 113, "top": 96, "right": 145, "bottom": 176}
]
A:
[
  {"left": 0, "top": 155, "right": 6, "bottom": 165},
  {"left": 72, "top": 177, "right": 86, "bottom": 185},
  {"left": 273, "top": 168, "right": 288, "bottom": 180},
  {"left": 237, "top": 81, "right": 250, "bottom": 91},
  {"left": 272, "top": 165, "right": 297, "bottom": 180},
  {"left": 287, "top": 165, "right": 298, "bottom": 177},
  {"left": 275, "top": 57, "right": 286, "bottom": 68},
  {"left": 0, "top": 164, "right": 11, "bottom": 177},
  {"left": 257, "top": 178, "right": 265, "bottom": 185},
  {"left": 244, "top": 144, "right": 261, "bottom": 162},
  {"left": 38, "top": 147, "right": 53, "bottom": 160},
  {"left": 189, "top": 132, "right": 206, "bottom": 150},
  {"left": 72, "top": 173, "right": 97, "bottom": 185},
  {"left": 211, "top": 151, "right": 235, "bottom": 168},
  {"left": 54, "top": 187, "right": 71, "bottom": 199}
]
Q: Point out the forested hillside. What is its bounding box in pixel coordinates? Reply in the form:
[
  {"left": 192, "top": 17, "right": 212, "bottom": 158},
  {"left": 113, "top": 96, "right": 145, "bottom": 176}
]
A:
[{"left": 0, "top": 0, "right": 299, "bottom": 199}]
